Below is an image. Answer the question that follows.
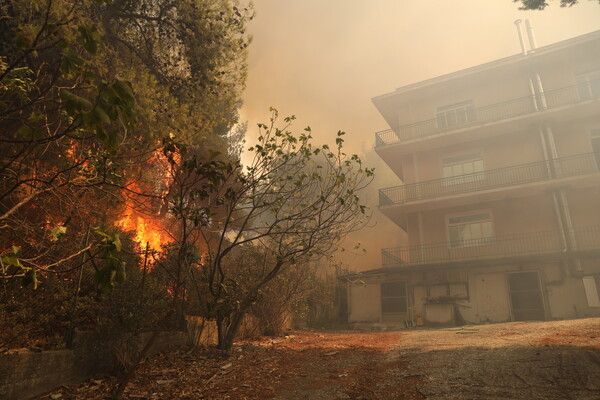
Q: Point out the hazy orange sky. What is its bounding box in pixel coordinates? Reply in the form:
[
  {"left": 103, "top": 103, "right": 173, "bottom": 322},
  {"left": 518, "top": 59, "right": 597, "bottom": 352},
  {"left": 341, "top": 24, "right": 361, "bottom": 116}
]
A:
[{"left": 240, "top": 0, "right": 600, "bottom": 271}]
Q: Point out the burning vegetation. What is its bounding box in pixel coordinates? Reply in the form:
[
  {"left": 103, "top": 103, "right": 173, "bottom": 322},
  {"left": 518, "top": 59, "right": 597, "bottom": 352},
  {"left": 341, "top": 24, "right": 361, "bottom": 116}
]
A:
[{"left": 1, "top": 3, "right": 371, "bottom": 398}]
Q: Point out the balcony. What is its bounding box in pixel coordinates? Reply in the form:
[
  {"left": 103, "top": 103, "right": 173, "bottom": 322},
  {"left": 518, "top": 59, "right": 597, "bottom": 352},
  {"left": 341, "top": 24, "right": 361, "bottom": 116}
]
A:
[
  {"left": 379, "top": 153, "right": 599, "bottom": 207},
  {"left": 375, "top": 79, "right": 600, "bottom": 148},
  {"left": 381, "top": 225, "right": 600, "bottom": 268}
]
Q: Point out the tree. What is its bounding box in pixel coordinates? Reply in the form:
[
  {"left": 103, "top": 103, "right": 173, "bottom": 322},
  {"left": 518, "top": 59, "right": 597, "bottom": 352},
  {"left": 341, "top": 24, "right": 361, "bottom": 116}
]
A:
[
  {"left": 168, "top": 109, "right": 374, "bottom": 350},
  {"left": 0, "top": 0, "right": 251, "bottom": 289},
  {"left": 0, "top": 0, "right": 137, "bottom": 293},
  {"left": 0, "top": 0, "right": 252, "bottom": 356},
  {"left": 514, "top": 0, "right": 599, "bottom": 9}
]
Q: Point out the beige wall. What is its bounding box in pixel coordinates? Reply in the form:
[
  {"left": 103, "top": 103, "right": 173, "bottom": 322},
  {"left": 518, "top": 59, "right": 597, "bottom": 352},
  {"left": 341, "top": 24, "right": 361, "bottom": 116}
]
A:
[
  {"left": 567, "top": 187, "right": 600, "bottom": 228},
  {"left": 392, "top": 44, "right": 598, "bottom": 131},
  {"left": 348, "top": 281, "right": 380, "bottom": 323},
  {"left": 552, "top": 116, "right": 600, "bottom": 157},
  {"left": 404, "top": 131, "right": 544, "bottom": 184},
  {"left": 406, "top": 194, "right": 558, "bottom": 247},
  {"left": 394, "top": 67, "right": 531, "bottom": 129},
  {"left": 348, "top": 262, "right": 600, "bottom": 325}
]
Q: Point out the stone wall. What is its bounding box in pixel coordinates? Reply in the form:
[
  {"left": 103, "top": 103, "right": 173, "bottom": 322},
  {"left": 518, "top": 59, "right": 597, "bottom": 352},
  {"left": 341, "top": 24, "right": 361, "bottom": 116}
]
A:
[
  {"left": 0, "top": 315, "right": 273, "bottom": 399},
  {"left": 0, "top": 330, "right": 189, "bottom": 400}
]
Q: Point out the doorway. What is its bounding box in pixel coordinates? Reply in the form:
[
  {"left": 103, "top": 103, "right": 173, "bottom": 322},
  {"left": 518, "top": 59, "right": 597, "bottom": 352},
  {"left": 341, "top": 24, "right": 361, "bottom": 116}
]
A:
[
  {"left": 590, "top": 129, "right": 600, "bottom": 169},
  {"left": 507, "top": 271, "right": 545, "bottom": 321}
]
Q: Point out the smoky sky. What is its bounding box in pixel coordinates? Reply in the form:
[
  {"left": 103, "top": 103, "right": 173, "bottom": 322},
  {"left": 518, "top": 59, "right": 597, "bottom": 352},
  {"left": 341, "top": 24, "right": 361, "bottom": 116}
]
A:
[{"left": 240, "top": 0, "right": 600, "bottom": 272}]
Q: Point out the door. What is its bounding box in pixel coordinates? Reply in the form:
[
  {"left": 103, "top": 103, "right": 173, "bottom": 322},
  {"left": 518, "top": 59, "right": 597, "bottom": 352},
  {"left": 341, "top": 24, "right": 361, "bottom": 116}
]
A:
[
  {"left": 590, "top": 130, "right": 600, "bottom": 169},
  {"left": 380, "top": 281, "right": 408, "bottom": 323},
  {"left": 508, "top": 271, "right": 546, "bottom": 321}
]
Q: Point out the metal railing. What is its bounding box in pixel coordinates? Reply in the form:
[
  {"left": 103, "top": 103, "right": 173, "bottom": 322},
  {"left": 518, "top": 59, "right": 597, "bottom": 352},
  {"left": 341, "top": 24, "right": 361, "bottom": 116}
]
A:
[
  {"left": 375, "top": 80, "right": 600, "bottom": 147},
  {"left": 379, "top": 153, "right": 599, "bottom": 206},
  {"left": 381, "top": 225, "right": 600, "bottom": 268}
]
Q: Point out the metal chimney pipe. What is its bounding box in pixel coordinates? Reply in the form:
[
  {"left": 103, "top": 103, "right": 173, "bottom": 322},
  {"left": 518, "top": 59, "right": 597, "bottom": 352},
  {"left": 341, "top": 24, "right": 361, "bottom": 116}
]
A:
[
  {"left": 514, "top": 19, "right": 528, "bottom": 55},
  {"left": 525, "top": 19, "right": 538, "bottom": 52}
]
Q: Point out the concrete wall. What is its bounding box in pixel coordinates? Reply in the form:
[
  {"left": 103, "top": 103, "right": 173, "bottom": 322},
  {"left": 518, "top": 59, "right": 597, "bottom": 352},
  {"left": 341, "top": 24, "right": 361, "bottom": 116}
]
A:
[
  {"left": 0, "top": 330, "right": 189, "bottom": 400},
  {"left": 391, "top": 41, "right": 598, "bottom": 132},
  {"left": 0, "top": 315, "right": 240, "bottom": 400},
  {"left": 405, "top": 130, "right": 545, "bottom": 184},
  {"left": 406, "top": 194, "right": 559, "bottom": 248},
  {"left": 393, "top": 66, "right": 532, "bottom": 129},
  {"left": 348, "top": 261, "right": 600, "bottom": 327},
  {"left": 348, "top": 281, "right": 380, "bottom": 323}
]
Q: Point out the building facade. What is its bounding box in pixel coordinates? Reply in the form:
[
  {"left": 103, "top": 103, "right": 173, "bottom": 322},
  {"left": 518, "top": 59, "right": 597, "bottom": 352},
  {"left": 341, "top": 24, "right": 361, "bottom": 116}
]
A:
[{"left": 348, "top": 28, "right": 600, "bottom": 327}]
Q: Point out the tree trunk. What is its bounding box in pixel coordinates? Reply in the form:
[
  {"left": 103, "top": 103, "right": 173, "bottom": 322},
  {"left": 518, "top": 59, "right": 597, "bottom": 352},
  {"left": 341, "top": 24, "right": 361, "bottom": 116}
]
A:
[{"left": 216, "top": 311, "right": 246, "bottom": 351}]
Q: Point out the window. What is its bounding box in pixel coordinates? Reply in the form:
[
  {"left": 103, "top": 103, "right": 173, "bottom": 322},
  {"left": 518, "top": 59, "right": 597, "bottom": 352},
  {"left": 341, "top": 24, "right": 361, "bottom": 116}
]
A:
[
  {"left": 442, "top": 153, "right": 484, "bottom": 185},
  {"left": 380, "top": 281, "right": 408, "bottom": 313},
  {"left": 582, "top": 276, "right": 600, "bottom": 308},
  {"left": 576, "top": 68, "right": 600, "bottom": 100},
  {"left": 436, "top": 100, "right": 477, "bottom": 129},
  {"left": 447, "top": 212, "right": 493, "bottom": 248}
]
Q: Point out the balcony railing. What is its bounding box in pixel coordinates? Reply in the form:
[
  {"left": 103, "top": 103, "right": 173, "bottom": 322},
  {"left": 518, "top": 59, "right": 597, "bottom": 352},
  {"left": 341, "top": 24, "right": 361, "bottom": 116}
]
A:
[
  {"left": 375, "top": 79, "right": 600, "bottom": 147},
  {"left": 379, "top": 153, "right": 599, "bottom": 206},
  {"left": 381, "top": 225, "right": 600, "bottom": 268}
]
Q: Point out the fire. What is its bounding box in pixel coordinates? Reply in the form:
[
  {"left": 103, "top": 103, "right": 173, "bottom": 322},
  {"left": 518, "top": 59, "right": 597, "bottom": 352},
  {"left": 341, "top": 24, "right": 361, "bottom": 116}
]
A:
[
  {"left": 117, "top": 205, "right": 171, "bottom": 253},
  {"left": 117, "top": 150, "right": 176, "bottom": 255}
]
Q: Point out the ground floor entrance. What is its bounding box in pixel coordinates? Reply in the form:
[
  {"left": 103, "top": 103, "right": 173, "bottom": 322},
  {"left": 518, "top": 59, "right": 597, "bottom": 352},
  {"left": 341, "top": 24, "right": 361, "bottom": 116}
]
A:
[{"left": 507, "top": 271, "right": 546, "bottom": 321}]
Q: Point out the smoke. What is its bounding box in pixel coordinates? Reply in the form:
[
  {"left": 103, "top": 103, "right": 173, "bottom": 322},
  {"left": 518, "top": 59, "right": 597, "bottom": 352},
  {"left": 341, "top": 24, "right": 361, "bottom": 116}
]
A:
[{"left": 240, "top": 0, "right": 600, "bottom": 272}]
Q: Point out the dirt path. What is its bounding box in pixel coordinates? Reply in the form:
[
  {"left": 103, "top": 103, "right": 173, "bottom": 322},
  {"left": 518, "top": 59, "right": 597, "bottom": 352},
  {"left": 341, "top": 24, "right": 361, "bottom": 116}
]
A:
[
  {"left": 390, "top": 320, "right": 600, "bottom": 400},
  {"left": 37, "top": 318, "right": 600, "bottom": 400}
]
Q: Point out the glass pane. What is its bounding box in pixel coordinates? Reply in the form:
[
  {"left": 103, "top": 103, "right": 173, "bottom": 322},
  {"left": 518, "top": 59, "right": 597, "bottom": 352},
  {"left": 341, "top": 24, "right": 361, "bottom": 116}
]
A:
[
  {"left": 449, "top": 226, "right": 460, "bottom": 247},
  {"left": 471, "top": 223, "right": 483, "bottom": 240},
  {"left": 452, "top": 164, "right": 463, "bottom": 176},
  {"left": 436, "top": 112, "right": 447, "bottom": 128},
  {"left": 473, "top": 159, "right": 484, "bottom": 172},
  {"left": 456, "top": 108, "right": 467, "bottom": 125},
  {"left": 442, "top": 166, "right": 452, "bottom": 178},
  {"left": 447, "top": 110, "right": 457, "bottom": 126},
  {"left": 481, "top": 221, "right": 493, "bottom": 238},
  {"left": 449, "top": 213, "right": 489, "bottom": 224},
  {"left": 463, "top": 162, "right": 474, "bottom": 174},
  {"left": 459, "top": 224, "right": 471, "bottom": 242}
]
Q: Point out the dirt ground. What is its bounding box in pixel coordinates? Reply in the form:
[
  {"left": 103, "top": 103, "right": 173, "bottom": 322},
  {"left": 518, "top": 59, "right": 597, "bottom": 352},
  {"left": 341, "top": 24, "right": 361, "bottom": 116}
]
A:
[{"left": 37, "top": 318, "right": 600, "bottom": 400}]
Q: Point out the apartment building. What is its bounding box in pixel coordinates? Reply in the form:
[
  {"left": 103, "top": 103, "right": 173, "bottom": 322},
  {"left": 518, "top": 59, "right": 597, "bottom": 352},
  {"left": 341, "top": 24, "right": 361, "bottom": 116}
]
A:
[{"left": 347, "top": 27, "right": 600, "bottom": 327}]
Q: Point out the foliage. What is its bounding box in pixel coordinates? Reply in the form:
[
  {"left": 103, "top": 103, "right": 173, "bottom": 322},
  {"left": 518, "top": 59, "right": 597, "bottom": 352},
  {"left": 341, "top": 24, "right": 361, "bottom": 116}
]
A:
[
  {"left": 166, "top": 109, "right": 374, "bottom": 350},
  {"left": 0, "top": 234, "right": 172, "bottom": 351},
  {"left": 0, "top": 0, "right": 251, "bottom": 354},
  {"left": 247, "top": 260, "right": 329, "bottom": 336},
  {"left": 513, "top": 0, "right": 599, "bottom": 9}
]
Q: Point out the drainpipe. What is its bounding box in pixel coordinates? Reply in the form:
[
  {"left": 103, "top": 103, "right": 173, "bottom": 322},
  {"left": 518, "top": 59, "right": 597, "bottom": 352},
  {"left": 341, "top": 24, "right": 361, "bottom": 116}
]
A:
[
  {"left": 529, "top": 77, "right": 540, "bottom": 112},
  {"left": 525, "top": 19, "right": 538, "bottom": 53},
  {"left": 522, "top": 20, "right": 547, "bottom": 110},
  {"left": 534, "top": 73, "right": 548, "bottom": 110},
  {"left": 539, "top": 126, "right": 568, "bottom": 254},
  {"left": 543, "top": 124, "right": 582, "bottom": 273},
  {"left": 418, "top": 212, "right": 425, "bottom": 263},
  {"left": 514, "top": 20, "right": 528, "bottom": 55}
]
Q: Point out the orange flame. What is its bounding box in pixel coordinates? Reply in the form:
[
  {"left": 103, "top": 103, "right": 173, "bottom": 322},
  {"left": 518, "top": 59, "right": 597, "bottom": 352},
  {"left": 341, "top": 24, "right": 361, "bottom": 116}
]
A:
[
  {"left": 117, "top": 205, "right": 171, "bottom": 253},
  {"left": 117, "top": 150, "right": 176, "bottom": 255}
]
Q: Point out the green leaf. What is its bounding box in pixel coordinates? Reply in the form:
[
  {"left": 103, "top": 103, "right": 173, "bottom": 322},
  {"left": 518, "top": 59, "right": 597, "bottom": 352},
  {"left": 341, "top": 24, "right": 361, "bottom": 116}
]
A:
[
  {"left": 50, "top": 226, "right": 67, "bottom": 241},
  {"left": 60, "top": 50, "right": 84, "bottom": 75},
  {"left": 60, "top": 90, "right": 92, "bottom": 114},
  {"left": 78, "top": 25, "right": 100, "bottom": 55},
  {"left": 16, "top": 125, "right": 43, "bottom": 140},
  {"left": 1, "top": 255, "right": 22, "bottom": 268}
]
